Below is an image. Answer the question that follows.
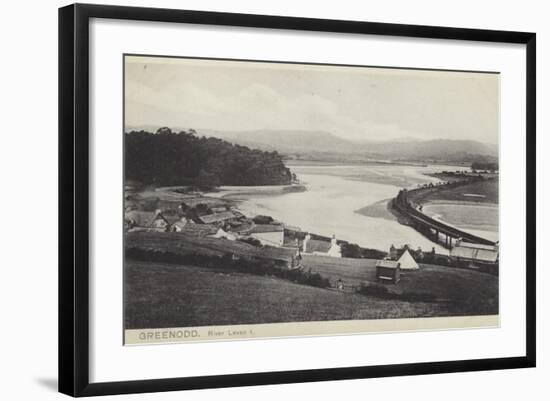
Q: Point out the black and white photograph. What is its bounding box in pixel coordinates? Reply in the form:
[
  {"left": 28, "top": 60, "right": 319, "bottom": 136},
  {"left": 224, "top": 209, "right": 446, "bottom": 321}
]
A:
[
  {"left": 123, "top": 55, "right": 500, "bottom": 344},
  {"left": 0, "top": 0, "right": 543, "bottom": 398}
]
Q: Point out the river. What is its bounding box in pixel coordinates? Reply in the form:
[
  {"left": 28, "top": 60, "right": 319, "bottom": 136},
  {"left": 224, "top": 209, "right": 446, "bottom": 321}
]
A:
[{"left": 235, "top": 163, "right": 470, "bottom": 253}]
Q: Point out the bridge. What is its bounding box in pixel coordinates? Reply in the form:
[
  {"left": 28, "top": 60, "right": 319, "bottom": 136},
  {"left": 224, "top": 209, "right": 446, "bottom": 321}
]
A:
[{"left": 392, "top": 185, "right": 496, "bottom": 249}]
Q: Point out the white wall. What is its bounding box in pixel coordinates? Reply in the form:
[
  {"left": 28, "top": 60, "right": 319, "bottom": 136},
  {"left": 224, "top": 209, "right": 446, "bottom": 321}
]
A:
[{"left": 0, "top": 0, "right": 547, "bottom": 400}]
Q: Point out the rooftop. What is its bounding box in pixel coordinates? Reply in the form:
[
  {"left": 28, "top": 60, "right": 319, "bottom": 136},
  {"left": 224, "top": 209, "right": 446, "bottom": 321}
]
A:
[
  {"left": 248, "top": 224, "right": 284, "bottom": 234},
  {"left": 455, "top": 241, "right": 498, "bottom": 251},
  {"left": 198, "top": 211, "right": 236, "bottom": 224},
  {"left": 451, "top": 243, "right": 498, "bottom": 263},
  {"left": 376, "top": 260, "right": 400, "bottom": 269}
]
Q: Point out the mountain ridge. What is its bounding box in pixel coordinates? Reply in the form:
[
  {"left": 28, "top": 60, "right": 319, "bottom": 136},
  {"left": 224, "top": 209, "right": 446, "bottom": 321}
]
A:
[{"left": 125, "top": 126, "right": 498, "bottom": 162}]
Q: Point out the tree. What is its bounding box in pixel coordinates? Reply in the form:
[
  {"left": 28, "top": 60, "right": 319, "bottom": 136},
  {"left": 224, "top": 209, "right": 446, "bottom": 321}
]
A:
[
  {"left": 124, "top": 129, "right": 292, "bottom": 187},
  {"left": 155, "top": 127, "right": 172, "bottom": 135}
]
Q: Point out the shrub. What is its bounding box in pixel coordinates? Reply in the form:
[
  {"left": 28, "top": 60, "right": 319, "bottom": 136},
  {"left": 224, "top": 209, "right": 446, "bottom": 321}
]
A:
[
  {"left": 340, "top": 243, "right": 362, "bottom": 259},
  {"left": 252, "top": 215, "right": 274, "bottom": 225},
  {"left": 238, "top": 237, "right": 263, "bottom": 247},
  {"left": 433, "top": 256, "right": 451, "bottom": 266}
]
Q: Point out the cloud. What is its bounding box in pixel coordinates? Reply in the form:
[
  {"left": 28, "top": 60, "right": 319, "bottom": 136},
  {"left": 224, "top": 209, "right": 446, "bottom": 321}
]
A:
[{"left": 124, "top": 58, "right": 498, "bottom": 143}]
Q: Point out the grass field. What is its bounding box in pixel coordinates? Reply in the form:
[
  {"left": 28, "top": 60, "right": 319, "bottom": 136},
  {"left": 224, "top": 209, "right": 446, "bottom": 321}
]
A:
[
  {"left": 125, "top": 231, "right": 498, "bottom": 329},
  {"left": 125, "top": 255, "right": 498, "bottom": 329},
  {"left": 302, "top": 254, "right": 498, "bottom": 305},
  {"left": 125, "top": 260, "right": 456, "bottom": 329}
]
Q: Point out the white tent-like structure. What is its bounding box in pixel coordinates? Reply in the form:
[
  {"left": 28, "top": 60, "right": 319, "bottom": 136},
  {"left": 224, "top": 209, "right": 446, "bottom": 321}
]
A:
[
  {"left": 397, "top": 249, "right": 419, "bottom": 270},
  {"left": 210, "top": 228, "right": 237, "bottom": 241}
]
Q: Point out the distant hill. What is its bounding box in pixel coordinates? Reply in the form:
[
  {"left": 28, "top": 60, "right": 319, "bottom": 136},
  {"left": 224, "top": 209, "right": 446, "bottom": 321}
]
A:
[
  {"left": 364, "top": 139, "right": 498, "bottom": 161},
  {"left": 126, "top": 126, "right": 498, "bottom": 164},
  {"left": 199, "top": 129, "right": 498, "bottom": 163},
  {"left": 201, "top": 129, "right": 358, "bottom": 154}
]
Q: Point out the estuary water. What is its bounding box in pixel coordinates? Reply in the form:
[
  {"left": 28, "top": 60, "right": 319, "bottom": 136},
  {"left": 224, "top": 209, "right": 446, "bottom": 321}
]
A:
[{"left": 236, "top": 164, "right": 469, "bottom": 253}]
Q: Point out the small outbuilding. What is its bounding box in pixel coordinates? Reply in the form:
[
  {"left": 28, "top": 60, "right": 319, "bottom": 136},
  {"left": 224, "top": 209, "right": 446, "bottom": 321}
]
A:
[{"left": 375, "top": 260, "right": 401, "bottom": 283}]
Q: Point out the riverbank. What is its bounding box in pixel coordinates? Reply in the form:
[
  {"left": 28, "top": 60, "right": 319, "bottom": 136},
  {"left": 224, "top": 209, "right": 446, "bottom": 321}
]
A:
[
  {"left": 355, "top": 198, "right": 397, "bottom": 221},
  {"left": 284, "top": 159, "right": 428, "bottom": 167},
  {"left": 127, "top": 164, "right": 463, "bottom": 254}
]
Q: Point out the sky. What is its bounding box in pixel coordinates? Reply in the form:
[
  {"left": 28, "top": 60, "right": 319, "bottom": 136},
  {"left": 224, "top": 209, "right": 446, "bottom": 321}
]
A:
[{"left": 125, "top": 55, "right": 499, "bottom": 144}]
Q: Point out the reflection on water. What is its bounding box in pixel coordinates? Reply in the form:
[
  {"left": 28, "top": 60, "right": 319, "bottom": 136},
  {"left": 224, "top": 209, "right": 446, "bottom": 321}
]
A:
[{"left": 238, "top": 164, "right": 467, "bottom": 253}]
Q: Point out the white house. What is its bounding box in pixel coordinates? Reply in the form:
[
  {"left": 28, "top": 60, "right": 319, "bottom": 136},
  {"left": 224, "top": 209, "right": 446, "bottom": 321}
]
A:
[{"left": 302, "top": 234, "right": 342, "bottom": 258}]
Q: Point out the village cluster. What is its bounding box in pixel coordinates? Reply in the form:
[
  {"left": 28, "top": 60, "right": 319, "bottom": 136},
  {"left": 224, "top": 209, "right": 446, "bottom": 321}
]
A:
[
  {"left": 124, "top": 199, "right": 345, "bottom": 260},
  {"left": 125, "top": 194, "right": 499, "bottom": 289}
]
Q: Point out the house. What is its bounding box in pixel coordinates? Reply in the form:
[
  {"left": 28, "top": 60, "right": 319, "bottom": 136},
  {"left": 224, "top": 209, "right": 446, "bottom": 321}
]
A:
[
  {"left": 197, "top": 211, "right": 236, "bottom": 224},
  {"left": 247, "top": 224, "right": 284, "bottom": 247},
  {"left": 327, "top": 235, "right": 342, "bottom": 258},
  {"left": 124, "top": 210, "right": 170, "bottom": 232},
  {"left": 450, "top": 239, "right": 499, "bottom": 266},
  {"left": 302, "top": 234, "right": 342, "bottom": 258},
  {"left": 376, "top": 259, "right": 401, "bottom": 283}
]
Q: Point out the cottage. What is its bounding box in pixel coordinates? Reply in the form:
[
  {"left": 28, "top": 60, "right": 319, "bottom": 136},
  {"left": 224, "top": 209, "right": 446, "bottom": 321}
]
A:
[
  {"left": 450, "top": 239, "right": 499, "bottom": 266},
  {"left": 327, "top": 235, "right": 342, "bottom": 258},
  {"left": 302, "top": 234, "right": 342, "bottom": 258},
  {"left": 124, "top": 210, "right": 170, "bottom": 232}
]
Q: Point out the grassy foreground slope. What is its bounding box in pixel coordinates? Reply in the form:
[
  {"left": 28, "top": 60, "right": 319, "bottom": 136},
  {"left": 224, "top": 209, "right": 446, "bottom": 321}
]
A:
[
  {"left": 125, "top": 261, "right": 449, "bottom": 329},
  {"left": 125, "top": 257, "right": 498, "bottom": 329},
  {"left": 125, "top": 232, "right": 498, "bottom": 329}
]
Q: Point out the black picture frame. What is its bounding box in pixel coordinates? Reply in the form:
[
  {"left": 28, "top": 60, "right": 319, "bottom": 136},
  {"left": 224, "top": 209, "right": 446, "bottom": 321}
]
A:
[{"left": 59, "top": 3, "right": 536, "bottom": 397}]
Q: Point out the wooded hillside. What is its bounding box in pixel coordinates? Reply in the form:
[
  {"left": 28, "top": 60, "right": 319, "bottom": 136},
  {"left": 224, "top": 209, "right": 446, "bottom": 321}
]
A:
[{"left": 125, "top": 128, "right": 292, "bottom": 187}]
